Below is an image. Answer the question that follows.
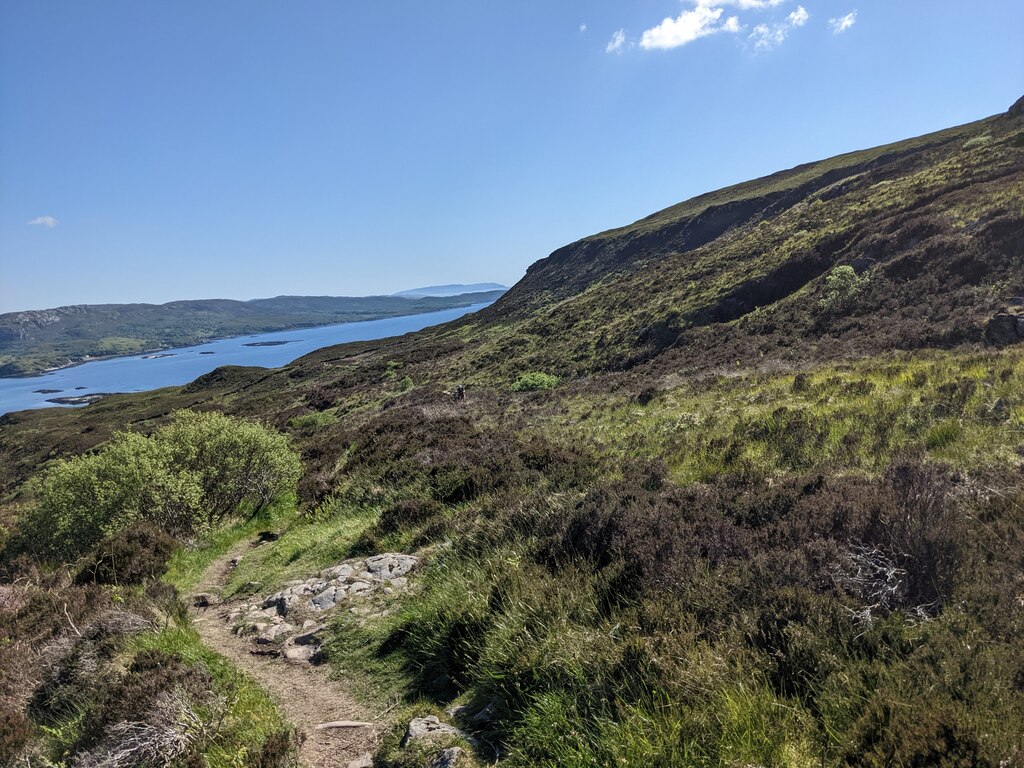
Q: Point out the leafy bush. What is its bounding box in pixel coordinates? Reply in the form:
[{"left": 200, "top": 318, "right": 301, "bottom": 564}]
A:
[
  {"left": 510, "top": 371, "right": 559, "bottom": 392},
  {"left": 14, "top": 410, "right": 301, "bottom": 562},
  {"left": 818, "top": 265, "right": 872, "bottom": 313}
]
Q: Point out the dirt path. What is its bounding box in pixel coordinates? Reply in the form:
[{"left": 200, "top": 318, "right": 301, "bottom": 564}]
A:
[{"left": 189, "top": 545, "right": 380, "bottom": 768}]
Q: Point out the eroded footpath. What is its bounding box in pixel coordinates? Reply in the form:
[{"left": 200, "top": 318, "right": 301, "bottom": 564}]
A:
[{"left": 188, "top": 545, "right": 387, "bottom": 768}]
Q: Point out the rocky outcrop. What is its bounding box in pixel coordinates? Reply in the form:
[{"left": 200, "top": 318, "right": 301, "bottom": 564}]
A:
[
  {"left": 1009, "top": 94, "right": 1024, "bottom": 118},
  {"left": 227, "top": 553, "right": 419, "bottom": 663},
  {"left": 985, "top": 305, "right": 1024, "bottom": 346}
]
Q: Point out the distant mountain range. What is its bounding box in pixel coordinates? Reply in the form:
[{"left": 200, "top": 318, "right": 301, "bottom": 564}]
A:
[
  {"left": 392, "top": 283, "right": 508, "bottom": 298},
  {"left": 0, "top": 287, "right": 506, "bottom": 376}
]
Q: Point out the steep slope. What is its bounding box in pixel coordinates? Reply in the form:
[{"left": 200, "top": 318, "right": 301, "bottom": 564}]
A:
[{"left": 462, "top": 109, "right": 1022, "bottom": 379}]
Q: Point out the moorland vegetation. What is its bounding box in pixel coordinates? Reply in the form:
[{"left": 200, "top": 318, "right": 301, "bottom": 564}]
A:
[{"left": 1, "top": 100, "right": 1023, "bottom": 767}]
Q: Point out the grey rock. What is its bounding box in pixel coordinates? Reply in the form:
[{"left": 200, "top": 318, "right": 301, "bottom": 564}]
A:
[
  {"left": 402, "top": 716, "right": 468, "bottom": 747},
  {"left": 283, "top": 645, "right": 318, "bottom": 662},
  {"left": 311, "top": 586, "right": 343, "bottom": 611},
  {"left": 323, "top": 563, "right": 356, "bottom": 580},
  {"left": 430, "top": 747, "right": 463, "bottom": 768},
  {"left": 192, "top": 593, "right": 218, "bottom": 608},
  {"left": 366, "top": 553, "right": 418, "bottom": 580},
  {"left": 348, "top": 581, "right": 371, "bottom": 595},
  {"left": 240, "top": 621, "right": 270, "bottom": 636},
  {"left": 256, "top": 622, "right": 295, "bottom": 644},
  {"left": 447, "top": 700, "right": 497, "bottom": 723},
  {"left": 347, "top": 754, "right": 374, "bottom": 768}
]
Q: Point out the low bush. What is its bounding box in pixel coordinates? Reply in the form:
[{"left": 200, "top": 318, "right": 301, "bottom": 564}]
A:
[
  {"left": 76, "top": 523, "right": 178, "bottom": 586},
  {"left": 287, "top": 411, "right": 338, "bottom": 434},
  {"left": 818, "top": 265, "right": 872, "bottom": 314},
  {"left": 0, "top": 709, "right": 31, "bottom": 765},
  {"left": 510, "top": 372, "right": 559, "bottom": 392}
]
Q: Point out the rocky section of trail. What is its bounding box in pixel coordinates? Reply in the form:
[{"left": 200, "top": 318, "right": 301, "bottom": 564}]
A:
[
  {"left": 190, "top": 548, "right": 423, "bottom": 767},
  {"left": 192, "top": 546, "right": 479, "bottom": 767},
  {"left": 226, "top": 553, "right": 419, "bottom": 664}
]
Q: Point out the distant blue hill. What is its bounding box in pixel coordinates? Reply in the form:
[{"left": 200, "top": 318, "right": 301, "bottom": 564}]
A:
[{"left": 393, "top": 283, "right": 508, "bottom": 298}]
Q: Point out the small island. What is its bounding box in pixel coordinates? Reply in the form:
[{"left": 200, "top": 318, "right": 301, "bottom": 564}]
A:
[
  {"left": 243, "top": 339, "right": 300, "bottom": 347},
  {"left": 46, "top": 393, "right": 111, "bottom": 406}
]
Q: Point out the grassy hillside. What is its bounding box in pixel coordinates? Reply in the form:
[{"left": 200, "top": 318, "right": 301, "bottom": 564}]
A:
[
  {"left": 0, "top": 289, "right": 505, "bottom": 376},
  {"left": 1, "top": 102, "right": 1023, "bottom": 767}
]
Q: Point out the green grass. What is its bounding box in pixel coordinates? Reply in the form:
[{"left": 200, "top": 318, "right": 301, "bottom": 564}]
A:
[
  {"left": 548, "top": 349, "right": 1024, "bottom": 483},
  {"left": 164, "top": 496, "right": 298, "bottom": 594},
  {"left": 221, "top": 494, "right": 380, "bottom": 598}
]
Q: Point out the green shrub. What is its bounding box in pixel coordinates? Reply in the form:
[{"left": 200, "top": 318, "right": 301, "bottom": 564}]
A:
[
  {"left": 287, "top": 410, "right": 338, "bottom": 433},
  {"left": 818, "top": 265, "right": 872, "bottom": 314},
  {"left": 510, "top": 372, "right": 559, "bottom": 392},
  {"left": 15, "top": 410, "right": 302, "bottom": 563}
]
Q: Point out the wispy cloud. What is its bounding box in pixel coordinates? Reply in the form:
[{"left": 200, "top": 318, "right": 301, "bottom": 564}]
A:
[
  {"left": 748, "top": 4, "right": 808, "bottom": 50},
  {"left": 27, "top": 215, "right": 59, "bottom": 228},
  {"left": 639, "top": 6, "right": 741, "bottom": 50},
  {"left": 606, "top": 28, "right": 626, "bottom": 53},
  {"left": 829, "top": 11, "right": 857, "bottom": 34},
  {"left": 579, "top": 23, "right": 587, "bottom": 33}
]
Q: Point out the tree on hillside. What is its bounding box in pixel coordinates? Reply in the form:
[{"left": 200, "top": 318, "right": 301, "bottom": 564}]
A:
[{"left": 15, "top": 410, "right": 301, "bottom": 562}]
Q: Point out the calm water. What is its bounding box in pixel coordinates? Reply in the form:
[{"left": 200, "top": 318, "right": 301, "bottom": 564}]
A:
[{"left": 0, "top": 303, "right": 489, "bottom": 416}]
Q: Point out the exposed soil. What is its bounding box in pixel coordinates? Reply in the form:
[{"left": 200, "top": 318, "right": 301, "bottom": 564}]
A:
[{"left": 189, "top": 545, "right": 380, "bottom": 768}]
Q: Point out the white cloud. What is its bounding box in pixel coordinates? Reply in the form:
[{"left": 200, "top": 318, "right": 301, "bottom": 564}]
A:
[
  {"left": 606, "top": 28, "right": 626, "bottom": 53},
  {"left": 748, "top": 4, "right": 808, "bottom": 50},
  {"left": 579, "top": 23, "right": 587, "bottom": 32},
  {"left": 28, "top": 215, "right": 59, "bottom": 228},
  {"left": 696, "top": 0, "right": 784, "bottom": 8},
  {"left": 829, "top": 11, "right": 857, "bottom": 34},
  {"left": 640, "top": 6, "right": 744, "bottom": 50}
]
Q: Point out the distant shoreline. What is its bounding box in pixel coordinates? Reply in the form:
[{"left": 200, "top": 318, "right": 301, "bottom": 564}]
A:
[{"left": 2, "top": 301, "right": 498, "bottom": 380}]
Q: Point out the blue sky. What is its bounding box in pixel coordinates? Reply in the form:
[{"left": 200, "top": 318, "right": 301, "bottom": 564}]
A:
[{"left": 1, "top": 1, "right": 1021, "bottom": 313}]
